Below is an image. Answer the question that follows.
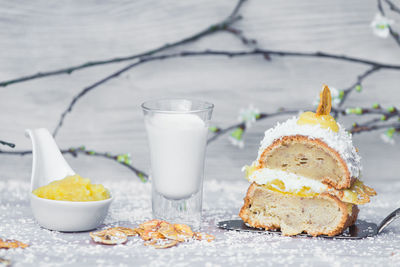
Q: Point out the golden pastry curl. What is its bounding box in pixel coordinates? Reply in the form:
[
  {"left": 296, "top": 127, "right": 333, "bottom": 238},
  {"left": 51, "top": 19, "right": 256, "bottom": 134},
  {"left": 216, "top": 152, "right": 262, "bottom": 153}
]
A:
[
  {"left": 343, "top": 180, "right": 377, "bottom": 205},
  {"left": 316, "top": 84, "right": 332, "bottom": 116}
]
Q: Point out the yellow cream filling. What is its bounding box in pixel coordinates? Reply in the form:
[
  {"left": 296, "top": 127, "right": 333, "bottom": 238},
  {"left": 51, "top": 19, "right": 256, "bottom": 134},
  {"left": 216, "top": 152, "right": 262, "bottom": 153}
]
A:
[
  {"left": 243, "top": 164, "right": 375, "bottom": 205},
  {"left": 262, "top": 179, "right": 320, "bottom": 198},
  {"left": 33, "top": 174, "right": 110, "bottom": 202}
]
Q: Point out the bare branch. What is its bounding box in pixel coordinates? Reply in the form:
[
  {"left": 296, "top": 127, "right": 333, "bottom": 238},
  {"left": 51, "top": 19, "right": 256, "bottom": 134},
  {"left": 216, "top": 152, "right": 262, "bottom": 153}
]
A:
[
  {"left": 0, "top": 140, "right": 15, "bottom": 148},
  {"left": 0, "top": 0, "right": 245, "bottom": 88},
  {"left": 0, "top": 146, "right": 148, "bottom": 182},
  {"left": 225, "top": 27, "right": 257, "bottom": 46},
  {"left": 378, "top": 0, "right": 400, "bottom": 46},
  {"left": 384, "top": 0, "right": 400, "bottom": 14},
  {"left": 52, "top": 48, "right": 400, "bottom": 137},
  {"left": 350, "top": 122, "right": 400, "bottom": 134},
  {"left": 207, "top": 109, "right": 302, "bottom": 144},
  {"left": 338, "top": 66, "right": 381, "bottom": 107}
]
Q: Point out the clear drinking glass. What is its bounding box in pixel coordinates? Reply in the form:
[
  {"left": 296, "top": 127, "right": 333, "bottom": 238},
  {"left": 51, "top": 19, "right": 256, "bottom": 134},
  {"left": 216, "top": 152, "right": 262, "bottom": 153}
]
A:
[{"left": 142, "top": 99, "right": 214, "bottom": 229}]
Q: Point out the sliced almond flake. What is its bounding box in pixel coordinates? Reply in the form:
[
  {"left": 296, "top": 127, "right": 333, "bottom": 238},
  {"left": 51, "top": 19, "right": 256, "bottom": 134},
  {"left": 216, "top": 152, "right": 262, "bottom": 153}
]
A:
[
  {"left": 134, "top": 220, "right": 215, "bottom": 248},
  {"left": 158, "top": 222, "right": 185, "bottom": 242},
  {"left": 0, "top": 257, "right": 11, "bottom": 266},
  {"left": 144, "top": 239, "right": 179, "bottom": 249},
  {"left": 194, "top": 232, "right": 215, "bottom": 242},
  {"left": 0, "top": 239, "right": 29, "bottom": 249},
  {"left": 90, "top": 229, "right": 127, "bottom": 245},
  {"left": 138, "top": 219, "right": 164, "bottom": 231},
  {"left": 109, "top": 227, "right": 137, "bottom": 236},
  {"left": 150, "top": 231, "right": 165, "bottom": 240},
  {"left": 174, "top": 224, "right": 194, "bottom": 239},
  {"left": 134, "top": 228, "right": 163, "bottom": 241}
]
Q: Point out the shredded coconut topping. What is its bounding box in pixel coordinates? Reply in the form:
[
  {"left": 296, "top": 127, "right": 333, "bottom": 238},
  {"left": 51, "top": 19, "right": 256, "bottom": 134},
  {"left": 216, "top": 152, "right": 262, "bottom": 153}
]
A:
[{"left": 257, "top": 117, "right": 362, "bottom": 178}]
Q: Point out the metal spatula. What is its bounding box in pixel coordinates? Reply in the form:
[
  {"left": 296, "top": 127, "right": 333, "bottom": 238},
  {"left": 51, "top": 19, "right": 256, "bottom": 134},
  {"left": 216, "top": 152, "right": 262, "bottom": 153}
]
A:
[{"left": 218, "top": 208, "right": 400, "bottom": 239}]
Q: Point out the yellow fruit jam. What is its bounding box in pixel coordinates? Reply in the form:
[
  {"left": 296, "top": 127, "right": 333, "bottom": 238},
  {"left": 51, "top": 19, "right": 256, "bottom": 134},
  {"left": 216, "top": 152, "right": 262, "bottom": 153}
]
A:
[
  {"left": 262, "top": 179, "right": 320, "bottom": 198},
  {"left": 32, "top": 175, "right": 110, "bottom": 201},
  {"left": 243, "top": 165, "right": 376, "bottom": 203},
  {"left": 243, "top": 163, "right": 259, "bottom": 178},
  {"left": 297, "top": 111, "right": 339, "bottom": 132},
  {"left": 243, "top": 165, "right": 319, "bottom": 198}
]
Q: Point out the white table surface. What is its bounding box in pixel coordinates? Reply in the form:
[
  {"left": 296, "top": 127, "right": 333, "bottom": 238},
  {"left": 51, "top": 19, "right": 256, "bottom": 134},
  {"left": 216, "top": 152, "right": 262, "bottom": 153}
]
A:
[{"left": 0, "top": 178, "right": 399, "bottom": 266}]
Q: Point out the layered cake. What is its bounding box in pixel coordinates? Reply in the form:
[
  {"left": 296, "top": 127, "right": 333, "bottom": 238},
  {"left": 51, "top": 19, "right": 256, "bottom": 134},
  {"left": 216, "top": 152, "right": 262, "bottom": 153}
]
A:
[{"left": 239, "top": 85, "right": 376, "bottom": 236}]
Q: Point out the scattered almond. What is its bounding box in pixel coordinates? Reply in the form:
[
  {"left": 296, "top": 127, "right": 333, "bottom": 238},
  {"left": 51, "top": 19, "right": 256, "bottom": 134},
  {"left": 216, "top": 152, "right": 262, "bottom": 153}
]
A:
[
  {"left": 0, "top": 257, "right": 11, "bottom": 266},
  {"left": 90, "top": 229, "right": 127, "bottom": 245},
  {"left": 174, "top": 224, "right": 194, "bottom": 239},
  {"left": 144, "top": 239, "right": 179, "bottom": 249},
  {"left": 157, "top": 223, "right": 183, "bottom": 242},
  {"left": 109, "top": 227, "right": 137, "bottom": 236},
  {"left": 194, "top": 232, "right": 216, "bottom": 242},
  {"left": 90, "top": 220, "right": 215, "bottom": 249},
  {"left": 0, "top": 239, "right": 29, "bottom": 249},
  {"left": 138, "top": 219, "right": 163, "bottom": 231}
]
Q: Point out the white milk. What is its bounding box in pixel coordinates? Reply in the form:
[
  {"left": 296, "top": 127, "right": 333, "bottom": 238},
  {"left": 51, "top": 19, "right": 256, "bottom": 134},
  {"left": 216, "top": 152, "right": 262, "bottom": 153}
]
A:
[{"left": 144, "top": 113, "right": 208, "bottom": 199}]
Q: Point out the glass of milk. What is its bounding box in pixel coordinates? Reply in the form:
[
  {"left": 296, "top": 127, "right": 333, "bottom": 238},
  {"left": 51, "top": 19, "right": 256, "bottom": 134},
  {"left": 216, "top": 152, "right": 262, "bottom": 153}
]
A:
[{"left": 142, "top": 99, "right": 213, "bottom": 229}]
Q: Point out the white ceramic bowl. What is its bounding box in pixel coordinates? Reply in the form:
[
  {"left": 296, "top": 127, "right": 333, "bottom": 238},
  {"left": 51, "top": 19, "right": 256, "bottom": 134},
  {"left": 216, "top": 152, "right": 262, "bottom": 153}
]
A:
[
  {"left": 30, "top": 194, "right": 113, "bottom": 232},
  {"left": 27, "top": 128, "right": 113, "bottom": 232}
]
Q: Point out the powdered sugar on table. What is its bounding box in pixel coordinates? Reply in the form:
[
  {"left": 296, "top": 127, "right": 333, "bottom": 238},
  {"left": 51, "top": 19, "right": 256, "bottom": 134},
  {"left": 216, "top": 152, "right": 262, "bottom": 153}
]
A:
[{"left": 0, "top": 179, "right": 398, "bottom": 266}]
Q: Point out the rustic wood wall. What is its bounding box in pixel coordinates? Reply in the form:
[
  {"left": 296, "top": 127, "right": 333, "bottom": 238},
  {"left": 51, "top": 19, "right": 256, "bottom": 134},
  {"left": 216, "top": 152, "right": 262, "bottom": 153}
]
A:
[{"left": 1, "top": 0, "right": 399, "bottom": 185}]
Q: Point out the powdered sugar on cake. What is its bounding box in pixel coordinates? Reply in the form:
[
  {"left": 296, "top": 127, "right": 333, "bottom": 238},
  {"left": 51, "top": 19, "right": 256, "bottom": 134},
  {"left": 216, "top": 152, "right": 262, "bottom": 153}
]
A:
[{"left": 257, "top": 117, "right": 362, "bottom": 178}]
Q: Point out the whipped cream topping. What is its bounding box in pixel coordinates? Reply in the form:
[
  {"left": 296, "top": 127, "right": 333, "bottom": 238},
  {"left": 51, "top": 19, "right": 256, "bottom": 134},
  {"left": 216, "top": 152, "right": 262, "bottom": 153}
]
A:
[
  {"left": 247, "top": 168, "right": 327, "bottom": 193},
  {"left": 257, "top": 117, "right": 361, "bottom": 178}
]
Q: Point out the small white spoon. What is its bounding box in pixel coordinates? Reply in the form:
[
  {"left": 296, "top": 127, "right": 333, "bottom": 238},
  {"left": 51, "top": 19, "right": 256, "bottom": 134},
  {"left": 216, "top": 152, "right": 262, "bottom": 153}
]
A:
[{"left": 26, "top": 128, "right": 113, "bottom": 232}]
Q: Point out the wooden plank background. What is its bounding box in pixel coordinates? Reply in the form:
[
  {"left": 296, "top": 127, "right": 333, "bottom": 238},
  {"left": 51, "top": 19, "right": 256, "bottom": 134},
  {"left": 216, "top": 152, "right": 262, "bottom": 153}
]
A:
[{"left": 1, "top": 0, "right": 399, "bottom": 186}]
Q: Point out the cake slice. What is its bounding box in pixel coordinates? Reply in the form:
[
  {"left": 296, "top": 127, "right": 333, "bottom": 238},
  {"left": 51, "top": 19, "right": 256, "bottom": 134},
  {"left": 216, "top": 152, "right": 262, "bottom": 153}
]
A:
[
  {"left": 258, "top": 135, "right": 354, "bottom": 189},
  {"left": 239, "top": 85, "right": 376, "bottom": 236},
  {"left": 239, "top": 183, "right": 359, "bottom": 236}
]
